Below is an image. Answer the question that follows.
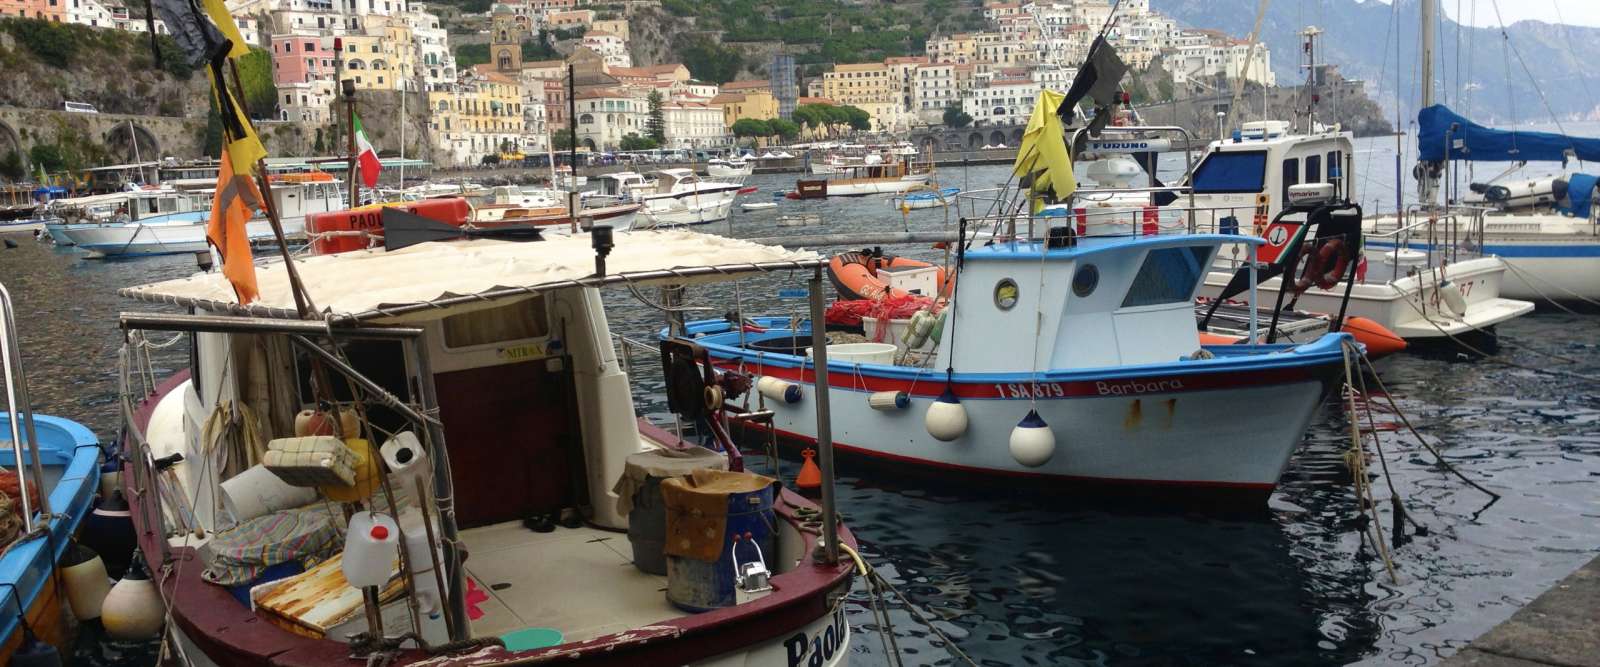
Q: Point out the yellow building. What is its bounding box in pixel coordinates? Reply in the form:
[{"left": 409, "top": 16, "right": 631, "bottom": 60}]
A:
[
  {"left": 819, "top": 61, "right": 907, "bottom": 131},
  {"left": 341, "top": 19, "right": 416, "bottom": 91},
  {"left": 430, "top": 65, "right": 526, "bottom": 164},
  {"left": 711, "top": 91, "right": 778, "bottom": 129}
]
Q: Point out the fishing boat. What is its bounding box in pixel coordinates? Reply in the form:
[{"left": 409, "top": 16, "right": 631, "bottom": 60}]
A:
[
  {"left": 113, "top": 227, "right": 858, "bottom": 666},
  {"left": 49, "top": 174, "right": 345, "bottom": 257},
  {"left": 1181, "top": 120, "right": 1534, "bottom": 342},
  {"left": 42, "top": 187, "right": 210, "bottom": 245},
  {"left": 0, "top": 283, "right": 103, "bottom": 662},
  {"left": 794, "top": 154, "right": 933, "bottom": 198},
  {"left": 706, "top": 158, "right": 754, "bottom": 179},
  {"left": 593, "top": 169, "right": 742, "bottom": 226},
  {"left": 890, "top": 187, "right": 961, "bottom": 210},
  {"left": 697, "top": 221, "right": 1352, "bottom": 495},
  {"left": 1361, "top": 105, "right": 1600, "bottom": 303}
]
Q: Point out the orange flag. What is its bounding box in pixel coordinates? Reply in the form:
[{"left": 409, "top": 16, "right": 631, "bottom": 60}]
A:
[{"left": 206, "top": 151, "right": 263, "bottom": 303}]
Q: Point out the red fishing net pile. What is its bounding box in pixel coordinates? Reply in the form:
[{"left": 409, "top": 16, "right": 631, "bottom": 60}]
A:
[{"left": 825, "top": 294, "right": 940, "bottom": 327}]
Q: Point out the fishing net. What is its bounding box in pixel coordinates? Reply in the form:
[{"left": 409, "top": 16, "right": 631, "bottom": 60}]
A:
[{"left": 824, "top": 294, "right": 940, "bottom": 328}]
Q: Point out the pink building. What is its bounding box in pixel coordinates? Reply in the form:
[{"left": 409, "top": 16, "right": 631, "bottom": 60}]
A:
[
  {"left": 0, "top": 0, "right": 65, "bottom": 21},
  {"left": 270, "top": 34, "right": 336, "bottom": 86}
]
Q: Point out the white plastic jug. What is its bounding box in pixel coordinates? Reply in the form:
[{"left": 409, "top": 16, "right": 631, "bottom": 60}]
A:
[
  {"left": 397, "top": 508, "right": 444, "bottom": 615},
  {"left": 342, "top": 511, "right": 399, "bottom": 588}
]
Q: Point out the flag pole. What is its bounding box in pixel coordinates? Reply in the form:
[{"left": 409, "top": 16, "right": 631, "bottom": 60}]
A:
[
  {"left": 225, "top": 58, "right": 317, "bottom": 317},
  {"left": 346, "top": 79, "right": 360, "bottom": 209}
]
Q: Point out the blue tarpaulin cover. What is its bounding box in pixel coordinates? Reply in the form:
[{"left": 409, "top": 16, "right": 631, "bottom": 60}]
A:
[
  {"left": 1419, "top": 104, "right": 1600, "bottom": 163},
  {"left": 1559, "top": 173, "right": 1599, "bottom": 219}
]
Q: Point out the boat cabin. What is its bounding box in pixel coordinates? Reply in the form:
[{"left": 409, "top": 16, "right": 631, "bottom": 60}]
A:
[
  {"left": 1182, "top": 121, "right": 1354, "bottom": 229},
  {"left": 938, "top": 234, "right": 1260, "bottom": 372}
]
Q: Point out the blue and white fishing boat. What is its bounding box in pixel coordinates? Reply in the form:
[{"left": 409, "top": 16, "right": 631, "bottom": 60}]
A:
[
  {"left": 890, "top": 186, "right": 960, "bottom": 210},
  {"left": 689, "top": 91, "right": 1356, "bottom": 498},
  {"left": 0, "top": 283, "right": 102, "bottom": 661},
  {"left": 1364, "top": 105, "right": 1600, "bottom": 303}
]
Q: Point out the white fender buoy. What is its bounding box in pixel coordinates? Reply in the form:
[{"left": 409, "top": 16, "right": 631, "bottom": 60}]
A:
[
  {"left": 102, "top": 553, "right": 165, "bottom": 640},
  {"left": 756, "top": 376, "right": 803, "bottom": 404},
  {"left": 1009, "top": 409, "right": 1056, "bottom": 467},
  {"left": 61, "top": 543, "right": 111, "bottom": 621},
  {"left": 1438, "top": 279, "right": 1467, "bottom": 316},
  {"left": 924, "top": 388, "right": 968, "bottom": 441},
  {"left": 868, "top": 391, "right": 910, "bottom": 411}
]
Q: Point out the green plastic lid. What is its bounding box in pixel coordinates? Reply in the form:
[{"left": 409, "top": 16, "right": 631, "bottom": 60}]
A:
[{"left": 501, "top": 627, "right": 564, "bottom": 652}]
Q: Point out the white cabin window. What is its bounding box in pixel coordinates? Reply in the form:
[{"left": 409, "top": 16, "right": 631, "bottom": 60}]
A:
[{"left": 1122, "top": 246, "right": 1212, "bottom": 308}]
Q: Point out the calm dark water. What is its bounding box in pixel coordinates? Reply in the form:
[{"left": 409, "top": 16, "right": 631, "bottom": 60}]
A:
[{"left": 2, "top": 151, "right": 1597, "bottom": 666}]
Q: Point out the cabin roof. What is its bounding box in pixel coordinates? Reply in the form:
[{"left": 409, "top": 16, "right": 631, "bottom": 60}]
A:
[
  {"left": 120, "top": 231, "right": 822, "bottom": 323},
  {"left": 965, "top": 233, "right": 1262, "bottom": 262}
]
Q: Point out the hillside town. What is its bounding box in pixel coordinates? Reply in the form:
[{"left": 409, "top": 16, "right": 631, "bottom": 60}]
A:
[{"left": 0, "top": 0, "right": 1276, "bottom": 164}]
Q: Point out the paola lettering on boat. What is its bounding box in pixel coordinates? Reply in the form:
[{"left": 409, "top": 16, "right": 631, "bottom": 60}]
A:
[
  {"left": 994, "top": 382, "right": 1066, "bottom": 398},
  {"left": 1094, "top": 378, "right": 1184, "bottom": 396},
  {"left": 784, "top": 606, "right": 847, "bottom": 667}
]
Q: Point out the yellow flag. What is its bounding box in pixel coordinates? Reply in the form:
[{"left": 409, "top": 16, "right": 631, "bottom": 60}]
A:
[
  {"left": 202, "top": 0, "right": 250, "bottom": 59},
  {"left": 1012, "top": 89, "right": 1076, "bottom": 213},
  {"left": 206, "top": 69, "right": 267, "bottom": 176},
  {"left": 207, "top": 151, "right": 263, "bottom": 303}
]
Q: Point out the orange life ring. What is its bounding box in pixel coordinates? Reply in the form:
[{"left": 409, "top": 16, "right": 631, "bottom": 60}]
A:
[{"left": 1294, "top": 238, "right": 1351, "bottom": 293}]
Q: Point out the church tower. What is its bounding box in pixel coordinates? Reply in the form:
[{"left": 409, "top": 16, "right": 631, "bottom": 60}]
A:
[{"left": 491, "top": 6, "right": 523, "bottom": 73}]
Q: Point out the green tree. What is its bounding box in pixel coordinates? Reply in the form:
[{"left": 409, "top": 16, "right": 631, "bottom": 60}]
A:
[
  {"left": 675, "top": 35, "right": 742, "bottom": 84},
  {"left": 942, "top": 105, "right": 973, "bottom": 129},
  {"left": 313, "top": 127, "right": 326, "bottom": 154},
  {"left": 236, "top": 47, "right": 278, "bottom": 119},
  {"left": 645, "top": 91, "right": 666, "bottom": 144},
  {"left": 28, "top": 144, "right": 65, "bottom": 173},
  {"left": 792, "top": 104, "right": 827, "bottom": 130},
  {"left": 619, "top": 133, "right": 658, "bottom": 151},
  {"left": 840, "top": 105, "right": 871, "bottom": 131},
  {"left": 0, "top": 150, "right": 23, "bottom": 182},
  {"left": 454, "top": 43, "right": 489, "bottom": 68},
  {"left": 730, "top": 118, "right": 770, "bottom": 138},
  {"left": 201, "top": 108, "right": 224, "bottom": 157},
  {"left": 551, "top": 129, "right": 576, "bottom": 151},
  {"left": 768, "top": 117, "right": 799, "bottom": 141}
]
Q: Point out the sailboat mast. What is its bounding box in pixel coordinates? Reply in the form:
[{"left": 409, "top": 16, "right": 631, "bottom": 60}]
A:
[{"left": 1417, "top": 0, "right": 1440, "bottom": 206}]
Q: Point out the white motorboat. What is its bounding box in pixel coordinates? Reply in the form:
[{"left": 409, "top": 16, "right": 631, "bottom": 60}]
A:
[
  {"left": 43, "top": 187, "right": 211, "bottom": 244},
  {"left": 594, "top": 169, "right": 741, "bottom": 227},
  {"left": 741, "top": 201, "right": 777, "bottom": 212},
  {"left": 1180, "top": 121, "right": 1533, "bottom": 342},
  {"left": 706, "top": 158, "right": 754, "bottom": 179}
]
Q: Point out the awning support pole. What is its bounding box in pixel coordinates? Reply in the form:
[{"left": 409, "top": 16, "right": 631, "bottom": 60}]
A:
[{"left": 807, "top": 267, "right": 840, "bottom": 565}]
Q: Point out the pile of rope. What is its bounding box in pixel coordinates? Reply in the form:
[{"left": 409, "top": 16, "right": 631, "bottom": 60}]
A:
[{"left": 0, "top": 469, "right": 39, "bottom": 546}]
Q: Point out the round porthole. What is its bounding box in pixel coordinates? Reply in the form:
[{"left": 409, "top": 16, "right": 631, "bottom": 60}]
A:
[
  {"left": 1072, "top": 263, "right": 1099, "bottom": 297},
  {"left": 994, "top": 278, "right": 1019, "bottom": 310}
]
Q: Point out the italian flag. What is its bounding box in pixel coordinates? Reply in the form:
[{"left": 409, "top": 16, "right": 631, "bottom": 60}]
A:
[{"left": 353, "top": 115, "right": 381, "bottom": 188}]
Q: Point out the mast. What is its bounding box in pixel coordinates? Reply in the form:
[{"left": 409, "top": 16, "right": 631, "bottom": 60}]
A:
[
  {"left": 1417, "top": 0, "right": 1440, "bottom": 206},
  {"left": 567, "top": 64, "right": 578, "bottom": 233}
]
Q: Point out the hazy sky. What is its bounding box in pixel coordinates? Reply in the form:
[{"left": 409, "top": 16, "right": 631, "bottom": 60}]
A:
[{"left": 1375, "top": 0, "right": 1600, "bottom": 27}]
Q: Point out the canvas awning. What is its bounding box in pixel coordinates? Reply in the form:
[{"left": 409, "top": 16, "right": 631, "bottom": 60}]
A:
[{"left": 120, "top": 230, "right": 823, "bottom": 322}]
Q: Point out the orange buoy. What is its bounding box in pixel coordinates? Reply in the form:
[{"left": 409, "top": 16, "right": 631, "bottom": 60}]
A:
[
  {"left": 1341, "top": 316, "right": 1407, "bottom": 359},
  {"left": 1198, "top": 332, "right": 1240, "bottom": 346},
  {"left": 795, "top": 448, "right": 821, "bottom": 491}
]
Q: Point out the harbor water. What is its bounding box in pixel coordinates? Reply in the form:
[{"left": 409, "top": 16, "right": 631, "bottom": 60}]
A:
[{"left": 1, "top": 132, "right": 1596, "bottom": 665}]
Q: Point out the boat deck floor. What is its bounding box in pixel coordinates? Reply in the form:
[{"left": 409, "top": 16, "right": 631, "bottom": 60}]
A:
[{"left": 460, "top": 520, "right": 685, "bottom": 644}]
